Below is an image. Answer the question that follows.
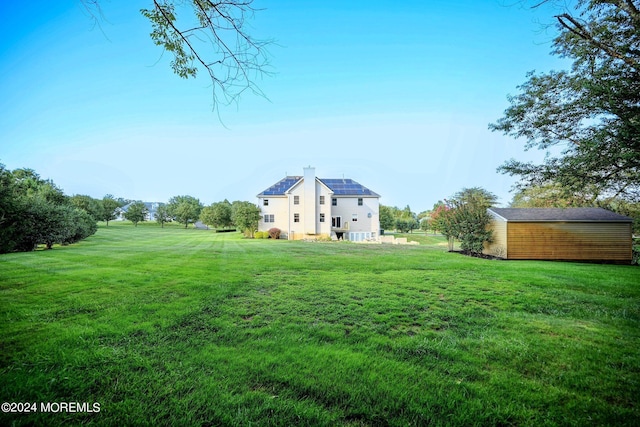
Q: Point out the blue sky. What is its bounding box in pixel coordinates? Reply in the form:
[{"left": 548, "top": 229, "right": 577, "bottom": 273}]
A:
[{"left": 0, "top": 0, "right": 570, "bottom": 212}]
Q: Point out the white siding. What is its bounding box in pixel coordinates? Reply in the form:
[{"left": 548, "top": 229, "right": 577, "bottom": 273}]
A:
[
  {"left": 484, "top": 216, "right": 508, "bottom": 258},
  {"left": 332, "top": 196, "right": 379, "bottom": 239},
  {"left": 317, "top": 183, "right": 333, "bottom": 237},
  {"left": 258, "top": 196, "right": 289, "bottom": 237},
  {"left": 258, "top": 171, "right": 380, "bottom": 241},
  {"left": 303, "top": 167, "right": 317, "bottom": 235}
]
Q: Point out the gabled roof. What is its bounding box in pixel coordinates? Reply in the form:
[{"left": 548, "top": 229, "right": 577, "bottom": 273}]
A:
[
  {"left": 488, "top": 208, "right": 632, "bottom": 222},
  {"left": 258, "top": 176, "right": 379, "bottom": 197}
]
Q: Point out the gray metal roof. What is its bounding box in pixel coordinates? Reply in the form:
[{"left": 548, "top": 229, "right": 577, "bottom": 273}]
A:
[
  {"left": 258, "top": 176, "right": 379, "bottom": 197},
  {"left": 488, "top": 208, "right": 632, "bottom": 222}
]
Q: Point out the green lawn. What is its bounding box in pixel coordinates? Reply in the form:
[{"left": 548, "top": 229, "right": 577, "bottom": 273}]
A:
[{"left": 1, "top": 223, "right": 639, "bottom": 426}]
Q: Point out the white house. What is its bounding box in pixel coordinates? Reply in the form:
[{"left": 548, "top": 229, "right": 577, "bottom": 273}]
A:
[
  {"left": 257, "top": 167, "right": 381, "bottom": 241},
  {"left": 116, "top": 202, "right": 165, "bottom": 221}
]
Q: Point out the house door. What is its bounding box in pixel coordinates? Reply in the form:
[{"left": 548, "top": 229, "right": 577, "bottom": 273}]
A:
[{"left": 332, "top": 216, "right": 341, "bottom": 228}]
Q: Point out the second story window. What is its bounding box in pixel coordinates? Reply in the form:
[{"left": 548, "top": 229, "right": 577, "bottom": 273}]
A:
[
  {"left": 358, "top": 198, "right": 363, "bottom": 206},
  {"left": 294, "top": 195, "right": 300, "bottom": 205},
  {"left": 263, "top": 199, "right": 269, "bottom": 206},
  {"left": 332, "top": 198, "right": 337, "bottom": 206},
  {"left": 319, "top": 195, "right": 325, "bottom": 205}
]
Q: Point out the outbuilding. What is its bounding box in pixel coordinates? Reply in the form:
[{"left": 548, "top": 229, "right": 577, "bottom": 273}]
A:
[{"left": 484, "top": 208, "right": 633, "bottom": 262}]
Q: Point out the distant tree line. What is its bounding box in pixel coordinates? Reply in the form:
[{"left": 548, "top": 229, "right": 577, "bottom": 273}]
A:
[
  {"left": 196, "top": 198, "right": 261, "bottom": 238},
  {"left": 379, "top": 205, "right": 420, "bottom": 233},
  {"left": 141, "top": 196, "right": 262, "bottom": 238},
  {"left": 105, "top": 195, "right": 262, "bottom": 237}
]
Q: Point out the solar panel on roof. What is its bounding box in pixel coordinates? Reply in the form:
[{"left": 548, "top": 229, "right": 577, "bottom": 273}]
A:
[
  {"left": 319, "top": 178, "right": 377, "bottom": 196},
  {"left": 259, "top": 176, "right": 302, "bottom": 195},
  {"left": 260, "top": 176, "right": 378, "bottom": 197}
]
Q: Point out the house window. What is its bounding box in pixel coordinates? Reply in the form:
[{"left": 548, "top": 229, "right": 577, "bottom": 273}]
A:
[
  {"left": 263, "top": 199, "right": 269, "bottom": 206},
  {"left": 294, "top": 195, "right": 300, "bottom": 205},
  {"left": 358, "top": 198, "right": 363, "bottom": 206},
  {"left": 352, "top": 214, "right": 358, "bottom": 222},
  {"left": 320, "top": 213, "right": 325, "bottom": 222},
  {"left": 332, "top": 198, "right": 337, "bottom": 206},
  {"left": 264, "top": 214, "right": 274, "bottom": 223},
  {"left": 319, "top": 195, "right": 325, "bottom": 205},
  {"left": 294, "top": 213, "right": 300, "bottom": 223}
]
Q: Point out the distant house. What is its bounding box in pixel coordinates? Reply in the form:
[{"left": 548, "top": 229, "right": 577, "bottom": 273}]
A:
[
  {"left": 484, "top": 208, "right": 633, "bottom": 262},
  {"left": 116, "top": 202, "right": 166, "bottom": 222},
  {"left": 257, "top": 167, "right": 381, "bottom": 241}
]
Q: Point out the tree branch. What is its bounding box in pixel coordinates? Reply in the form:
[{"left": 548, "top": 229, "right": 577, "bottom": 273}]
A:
[
  {"left": 556, "top": 13, "right": 640, "bottom": 70},
  {"left": 152, "top": 0, "right": 211, "bottom": 76}
]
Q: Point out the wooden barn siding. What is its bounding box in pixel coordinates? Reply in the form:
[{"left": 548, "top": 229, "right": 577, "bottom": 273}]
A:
[{"left": 506, "top": 222, "right": 632, "bottom": 261}]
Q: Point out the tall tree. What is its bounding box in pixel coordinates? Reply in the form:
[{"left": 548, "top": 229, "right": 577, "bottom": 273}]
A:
[
  {"left": 200, "top": 200, "right": 233, "bottom": 229},
  {"left": 12, "top": 168, "right": 67, "bottom": 205},
  {"left": 70, "top": 194, "right": 105, "bottom": 221},
  {"left": 231, "top": 201, "right": 261, "bottom": 237},
  {"left": 101, "top": 195, "right": 122, "bottom": 227},
  {"left": 123, "top": 201, "right": 149, "bottom": 227},
  {"left": 490, "top": 0, "right": 640, "bottom": 202},
  {"left": 379, "top": 205, "right": 396, "bottom": 231},
  {"left": 168, "top": 195, "right": 203, "bottom": 228},
  {"left": 509, "top": 182, "right": 594, "bottom": 207},
  {"left": 155, "top": 204, "right": 171, "bottom": 228},
  {"left": 452, "top": 187, "right": 498, "bottom": 209}
]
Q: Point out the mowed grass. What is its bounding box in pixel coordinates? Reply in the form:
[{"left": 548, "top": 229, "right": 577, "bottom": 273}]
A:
[{"left": 1, "top": 223, "right": 639, "bottom": 426}]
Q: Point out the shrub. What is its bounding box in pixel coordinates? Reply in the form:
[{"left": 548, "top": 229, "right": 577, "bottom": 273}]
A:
[
  {"left": 254, "top": 231, "right": 267, "bottom": 239},
  {"left": 268, "top": 228, "right": 281, "bottom": 239},
  {"left": 435, "top": 188, "right": 496, "bottom": 255},
  {"left": 449, "top": 202, "right": 493, "bottom": 255}
]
